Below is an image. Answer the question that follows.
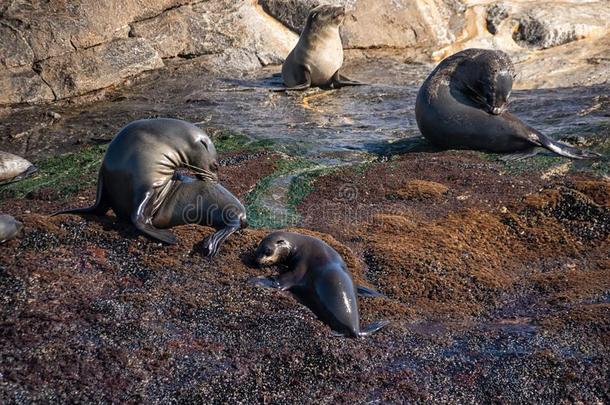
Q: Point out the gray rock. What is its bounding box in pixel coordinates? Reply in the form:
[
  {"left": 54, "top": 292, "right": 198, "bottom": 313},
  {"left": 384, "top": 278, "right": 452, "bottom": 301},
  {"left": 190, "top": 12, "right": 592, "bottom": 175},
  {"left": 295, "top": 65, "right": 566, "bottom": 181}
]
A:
[
  {"left": 0, "top": 214, "right": 23, "bottom": 244},
  {"left": 0, "top": 66, "right": 54, "bottom": 104},
  {"left": 36, "top": 38, "right": 164, "bottom": 99},
  {"left": 259, "top": 0, "right": 328, "bottom": 33},
  {"left": 0, "top": 151, "right": 35, "bottom": 183},
  {"left": 486, "top": 3, "right": 509, "bottom": 35},
  {"left": 509, "top": 2, "right": 610, "bottom": 49},
  {"left": 0, "top": 22, "right": 34, "bottom": 68}
]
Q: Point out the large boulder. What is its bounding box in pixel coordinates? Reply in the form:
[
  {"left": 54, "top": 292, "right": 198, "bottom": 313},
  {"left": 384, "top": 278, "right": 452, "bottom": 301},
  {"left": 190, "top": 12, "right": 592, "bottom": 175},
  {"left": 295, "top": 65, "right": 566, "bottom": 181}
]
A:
[
  {"left": 35, "top": 38, "right": 164, "bottom": 99},
  {"left": 130, "top": 2, "right": 296, "bottom": 65},
  {"left": 0, "top": 0, "right": 297, "bottom": 105}
]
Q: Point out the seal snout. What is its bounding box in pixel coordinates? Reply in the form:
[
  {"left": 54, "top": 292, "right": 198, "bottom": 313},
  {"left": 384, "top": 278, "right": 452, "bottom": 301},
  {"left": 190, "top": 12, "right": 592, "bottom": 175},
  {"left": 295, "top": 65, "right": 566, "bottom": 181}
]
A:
[{"left": 332, "top": 6, "right": 346, "bottom": 22}]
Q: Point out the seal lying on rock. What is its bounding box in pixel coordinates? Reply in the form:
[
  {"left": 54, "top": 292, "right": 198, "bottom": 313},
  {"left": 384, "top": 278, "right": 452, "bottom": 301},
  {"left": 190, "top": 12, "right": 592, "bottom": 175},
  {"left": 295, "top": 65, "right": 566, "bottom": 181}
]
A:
[
  {"left": 251, "top": 231, "right": 389, "bottom": 338},
  {"left": 0, "top": 214, "right": 23, "bottom": 244},
  {"left": 54, "top": 118, "right": 246, "bottom": 255},
  {"left": 0, "top": 151, "right": 36, "bottom": 184},
  {"left": 415, "top": 48, "right": 601, "bottom": 159},
  {"left": 281, "top": 5, "right": 363, "bottom": 90}
]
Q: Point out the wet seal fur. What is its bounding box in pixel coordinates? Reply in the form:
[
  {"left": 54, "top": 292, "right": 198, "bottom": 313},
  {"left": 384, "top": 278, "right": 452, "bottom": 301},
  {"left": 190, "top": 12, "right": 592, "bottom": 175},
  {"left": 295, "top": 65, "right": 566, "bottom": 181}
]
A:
[
  {"left": 415, "top": 48, "right": 601, "bottom": 160},
  {"left": 280, "top": 5, "right": 364, "bottom": 91},
  {"left": 251, "top": 231, "right": 389, "bottom": 338},
  {"left": 0, "top": 151, "right": 36, "bottom": 185},
  {"left": 54, "top": 118, "right": 245, "bottom": 255},
  {"left": 0, "top": 214, "right": 23, "bottom": 244}
]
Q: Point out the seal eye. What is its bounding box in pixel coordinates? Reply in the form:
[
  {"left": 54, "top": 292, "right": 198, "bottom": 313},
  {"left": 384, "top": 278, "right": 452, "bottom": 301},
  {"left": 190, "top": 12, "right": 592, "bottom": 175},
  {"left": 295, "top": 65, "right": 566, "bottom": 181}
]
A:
[
  {"left": 200, "top": 140, "right": 209, "bottom": 151},
  {"left": 264, "top": 248, "right": 273, "bottom": 256},
  {"left": 276, "top": 239, "right": 286, "bottom": 246}
]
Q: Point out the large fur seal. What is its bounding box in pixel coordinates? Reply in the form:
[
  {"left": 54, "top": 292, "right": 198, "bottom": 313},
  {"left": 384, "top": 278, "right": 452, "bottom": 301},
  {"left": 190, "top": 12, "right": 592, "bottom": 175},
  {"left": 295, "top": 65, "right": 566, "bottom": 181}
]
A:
[
  {"left": 0, "top": 214, "right": 23, "bottom": 244},
  {"left": 281, "top": 5, "right": 363, "bottom": 90},
  {"left": 55, "top": 118, "right": 221, "bottom": 246},
  {"left": 0, "top": 151, "right": 36, "bottom": 184},
  {"left": 415, "top": 48, "right": 600, "bottom": 159},
  {"left": 251, "top": 231, "right": 389, "bottom": 338}
]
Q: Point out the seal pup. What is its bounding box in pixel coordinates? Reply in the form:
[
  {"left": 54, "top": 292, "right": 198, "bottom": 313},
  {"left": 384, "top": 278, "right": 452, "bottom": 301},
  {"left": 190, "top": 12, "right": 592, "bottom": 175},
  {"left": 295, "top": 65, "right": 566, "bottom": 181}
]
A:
[
  {"left": 251, "top": 231, "right": 389, "bottom": 338},
  {"left": 151, "top": 173, "right": 247, "bottom": 256},
  {"left": 54, "top": 118, "right": 219, "bottom": 245},
  {"left": 0, "top": 214, "right": 23, "bottom": 244},
  {"left": 0, "top": 151, "right": 36, "bottom": 184},
  {"left": 280, "top": 5, "right": 363, "bottom": 90},
  {"left": 415, "top": 48, "right": 601, "bottom": 159}
]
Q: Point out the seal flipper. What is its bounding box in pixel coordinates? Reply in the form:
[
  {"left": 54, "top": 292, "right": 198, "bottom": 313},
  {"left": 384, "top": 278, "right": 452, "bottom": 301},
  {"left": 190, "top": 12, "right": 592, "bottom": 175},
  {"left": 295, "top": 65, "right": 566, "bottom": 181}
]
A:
[
  {"left": 356, "top": 285, "right": 384, "bottom": 298},
  {"left": 131, "top": 189, "right": 177, "bottom": 244},
  {"left": 535, "top": 132, "right": 601, "bottom": 160},
  {"left": 201, "top": 224, "right": 241, "bottom": 257},
  {"left": 52, "top": 171, "right": 110, "bottom": 216},
  {"left": 274, "top": 68, "right": 311, "bottom": 92},
  {"left": 358, "top": 320, "right": 390, "bottom": 337},
  {"left": 330, "top": 70, "right": 366, "bottom": 88}
]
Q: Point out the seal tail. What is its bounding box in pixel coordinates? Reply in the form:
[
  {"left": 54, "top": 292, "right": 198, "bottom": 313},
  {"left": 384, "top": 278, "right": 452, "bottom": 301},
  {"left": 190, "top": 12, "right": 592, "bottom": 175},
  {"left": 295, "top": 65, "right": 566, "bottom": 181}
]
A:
[
  {"left": 535, "top": 132, "right": 601, "bottom": 160},
  {"left": 51, "top": 171, "right": 109, "bottom": 216},
  {"left": 359, "top": 320, "right": 390, "bottom": 337}
]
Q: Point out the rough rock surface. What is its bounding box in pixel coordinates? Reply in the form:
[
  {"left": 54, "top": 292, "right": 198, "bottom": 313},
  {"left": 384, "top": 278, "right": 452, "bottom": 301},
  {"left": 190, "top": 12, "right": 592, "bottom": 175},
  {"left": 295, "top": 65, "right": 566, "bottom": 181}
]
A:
[
  {"left": 36, "top": 38, "right": 164, "bottom": 100},
  {"left": 0, "top": 0, "right": 296, "bottom": 105},
  {"left": 0, "top": 0, "right": 609, "bottom": 105},
  {"left": 260, "top": 0, "right": 466, "bottom": 48}
]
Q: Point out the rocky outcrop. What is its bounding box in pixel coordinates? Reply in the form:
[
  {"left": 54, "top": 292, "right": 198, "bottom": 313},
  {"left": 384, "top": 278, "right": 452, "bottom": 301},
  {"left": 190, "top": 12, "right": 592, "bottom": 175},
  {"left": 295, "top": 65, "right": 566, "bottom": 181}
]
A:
[
  {"left": 0, "top": 0, "right": 296, "bottom": 105},
  {"left": 434, "top": 1, "right": 610, "bottom": 60},
  {"left": 260, "top": 0, "right": 466, "bottom": 49},
  {"left": 0, "top": 0, "right": 609, "bottom": 105},
  {"left": 36, "top": 38, "right": 164, "bottom": 99}
]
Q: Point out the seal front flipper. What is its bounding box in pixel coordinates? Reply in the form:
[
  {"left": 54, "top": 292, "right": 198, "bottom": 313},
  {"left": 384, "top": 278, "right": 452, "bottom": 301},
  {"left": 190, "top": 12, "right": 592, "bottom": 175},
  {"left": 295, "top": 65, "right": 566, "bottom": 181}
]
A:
[
  {"left": 131, "top": 189, "right": 177, "bottom": 244},
  {"left": 249, "top": 276, "right": 281, "bottom": 289},
  {"left": 356, "top": 285, "right": 384, "bottom": 298},
  {"left": 358, "top": 320, "right": 390, "bottom": 337},
  {"left": 52, "top": 171, "right": 110, "bottom": 216},
  {"left": 330, "top": 71, "right": 366, "bottom": 88}
]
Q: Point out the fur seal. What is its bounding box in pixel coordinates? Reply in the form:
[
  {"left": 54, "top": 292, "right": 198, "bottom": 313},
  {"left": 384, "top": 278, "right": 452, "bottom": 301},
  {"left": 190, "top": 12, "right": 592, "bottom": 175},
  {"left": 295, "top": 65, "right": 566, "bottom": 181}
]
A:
[
  {"left": 280, "top": 5, "right": 363, "bottom": 90},
  {"left": 0, "top": 214, "right": 23, "bottom": 244},
  {"left": 152, "top": 173, "right": 247, "bottom": 256},
  {"left": 251, "top": 231, "right": 389, "bottom": 338},
  {"left": 415, "top": 48, "right": 601, "bottom": 159},
  {"left": 55, "top": 118, "right": 220, "bottom": 246},
  {"left": 0, "top": 151, "right": 36, "bottom": 184}
]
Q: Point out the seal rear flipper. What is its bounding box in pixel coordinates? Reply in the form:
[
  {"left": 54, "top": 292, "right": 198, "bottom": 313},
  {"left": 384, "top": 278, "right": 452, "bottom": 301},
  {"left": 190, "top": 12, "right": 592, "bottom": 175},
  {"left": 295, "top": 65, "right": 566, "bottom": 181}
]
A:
[
  {"left": 537, "top": 134, "right": 602, "bottom": 160},
  {"left": 201, "top": 225, "right": 240, "bottom": 257},
  {"left": 358, "top": 320, "right": 390, "bottom": 337},
  {"left": 131, "top": 189, "right": 178, "bottom": 244},
  {"left": 356, "top": 285, "right": 384, "bottom": 298},
  {"left": 51, "top": 171, "right": 110, "bottom": 217}
]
